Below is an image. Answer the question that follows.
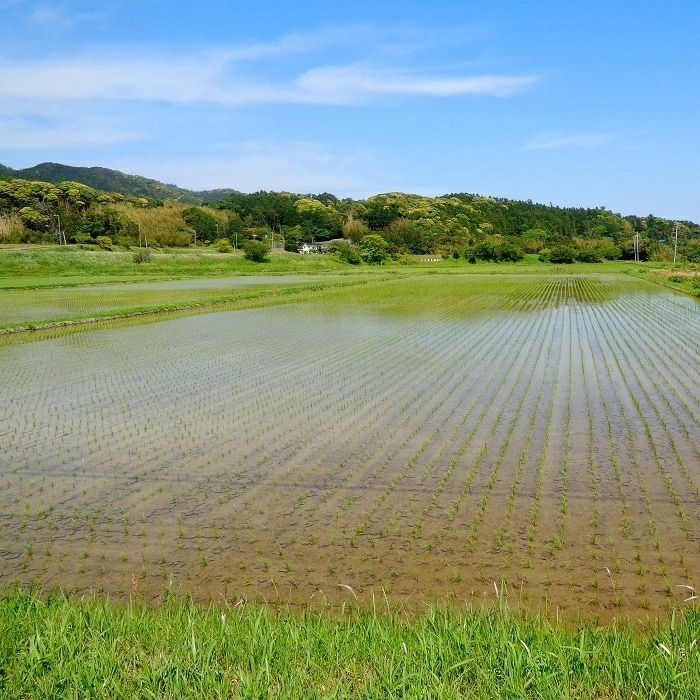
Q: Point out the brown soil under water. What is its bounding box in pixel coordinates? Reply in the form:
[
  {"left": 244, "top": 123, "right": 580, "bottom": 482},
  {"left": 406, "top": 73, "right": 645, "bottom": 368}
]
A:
[{"left": 1, "top": 274, "right": 698, "bottom": 623}]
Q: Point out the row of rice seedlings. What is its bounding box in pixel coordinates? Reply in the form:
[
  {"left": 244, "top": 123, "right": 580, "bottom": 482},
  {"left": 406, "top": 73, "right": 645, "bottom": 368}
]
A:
[
  {"left": 387, "top": 310, "right": 542, "bottom": 545},
  {"left": 579, "top": 302, "right": 680, "bottom": 603},
  {"left": 264, "top": 317, "right": 495, "bottom": 533},
  {"left": 626, "top": 291, "right": 700, "bottom": 365},
  {"left": 605, "top": 296, "right": 700, "bottom": 485},
  {"left": 615, "top": 287, "right": 700, "bottom": 410},
  {"left": 442, "top": 277, "right": 565, "bottom": 550},
  {"left": 590, "top": 302, "right": 695, "bottom": 542},
  {"left": 520, "top": 297, "right": 567, "bottom": 565},
  {"left": 352, "top": 300, "right": 539, "bottom": 541},
  {"left": 579, "top": 303, "right": 630, "bottom": 541},
  {"left": 490, "top": 297, "right": 561, "bottom": 558},
  {"left": 418, "top": 298, "right": 549, "bottom": 537},
  {"left": 579, "top": 301, "right": 659, "bottom": 603},
  {"left": 464, "top": 293, "right": 562, "bottom": 553},
  {"left": 573, "top": 292, "right": 610, "bottom": 602}
]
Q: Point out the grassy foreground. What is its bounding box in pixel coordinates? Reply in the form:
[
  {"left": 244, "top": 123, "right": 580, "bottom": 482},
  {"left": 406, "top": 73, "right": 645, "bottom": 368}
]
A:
[{"left": 1, "top": 590, "right": 698, "bottom": 699}]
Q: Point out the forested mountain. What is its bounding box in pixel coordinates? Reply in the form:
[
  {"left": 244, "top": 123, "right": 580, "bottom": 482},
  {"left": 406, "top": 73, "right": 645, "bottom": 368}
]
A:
[
  {"left": 1, "top": 163, "right": 699, "bottom": 263},
  {"left": 0, "top": 162, "right": 210, "bottom": 203}
]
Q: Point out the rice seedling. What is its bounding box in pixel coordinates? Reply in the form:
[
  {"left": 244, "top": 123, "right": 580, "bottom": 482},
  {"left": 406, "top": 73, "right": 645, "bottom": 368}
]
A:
[{"left": 0, "top": 271, "right": 697, "bottom": 619}]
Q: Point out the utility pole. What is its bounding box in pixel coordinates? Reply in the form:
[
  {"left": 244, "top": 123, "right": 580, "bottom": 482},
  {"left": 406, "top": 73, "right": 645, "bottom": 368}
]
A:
[
  {"left": 55, "top": 214, "right": 66, "bottom": 244},
  {"left": 673, "top": 221, "right": 679, "bottom": 265}
]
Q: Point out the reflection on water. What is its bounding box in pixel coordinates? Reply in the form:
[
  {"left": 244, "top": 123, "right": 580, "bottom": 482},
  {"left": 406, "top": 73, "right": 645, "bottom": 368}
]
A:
[
  {"left": 0, "top": 274, "right": 698, "bottom": 620},
  {"left": 0, "top": 275, "right": 324, "bottom": 325}
]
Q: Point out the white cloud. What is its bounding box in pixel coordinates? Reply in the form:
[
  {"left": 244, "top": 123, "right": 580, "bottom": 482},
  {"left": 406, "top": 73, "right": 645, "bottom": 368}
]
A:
[
  {"left": 0, "top": 47, "right": 538, "bottom": 106},
  {"left": 523, "top": 132, "right": 615, "bottom": 151},
  {"left": 294, "top": 66, "right": 537, "bottom": 103}
]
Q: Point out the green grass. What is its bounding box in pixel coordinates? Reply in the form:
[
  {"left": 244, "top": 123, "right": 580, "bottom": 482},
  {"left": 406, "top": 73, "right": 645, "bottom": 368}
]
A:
[
  {"left": 0, "top": 246, "right": 358, "bottom": 288},
  {"left": 0, "top": 246, "right": 652, "bottom": 290},
  {"left": 1, "top": 589, "right": 698, "bottom": 699}
]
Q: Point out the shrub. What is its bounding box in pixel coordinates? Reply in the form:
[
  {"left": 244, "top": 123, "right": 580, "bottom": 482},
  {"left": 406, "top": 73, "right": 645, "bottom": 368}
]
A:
[
  {"left": 474, "top": 241, "right": 497, "bottom": 261},
  {"left": 575, "top": 249, "right": 602, "bottom": 263},
  {"left": 95, "top": 236, "right": 113, "bottom": 249},
  {"left": 212, "top": 238, "right": 233, "bottom": 253},
  {"left": 548, "top": 245, "right": 576, "bottom": 264},
  {"left": 243, "top": 240, "right": 270, "bottom": 262},
  {"left": 73, "top": 233, "right": 95, "bottom": 245},
  {"left": 598, "top": 244, "right": 622, "bottom": 260},
  {"left": 327, "top": 241, "right": 361, "bottom": 264},
  {"left": 133, "top": 248, "right": 151, "bottom": 263},
  {"left": 495, "top": 242, "right": 524, "bottom": 262}
]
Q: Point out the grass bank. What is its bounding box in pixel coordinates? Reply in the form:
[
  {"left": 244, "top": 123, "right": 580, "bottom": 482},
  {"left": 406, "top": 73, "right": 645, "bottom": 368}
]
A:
[
  {"left": 0, "top": 246, "right": 650, "bottom": 290},
  {"left": 1, "top": 590, "right": 698, "bottom": 699},
  {"left": 0, "top": 246, "right": 356, "bottom": 289}
]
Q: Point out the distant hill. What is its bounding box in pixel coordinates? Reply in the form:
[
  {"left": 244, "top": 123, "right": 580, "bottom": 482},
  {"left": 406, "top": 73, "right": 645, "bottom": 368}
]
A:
[{"left": 0, "top": 162, "right": 235, "bottom": 203}]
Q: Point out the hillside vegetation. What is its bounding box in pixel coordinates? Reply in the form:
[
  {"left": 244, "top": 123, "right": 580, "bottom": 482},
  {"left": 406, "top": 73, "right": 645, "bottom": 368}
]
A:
[{"left": 2, "top": 164, "right": 699, "bottom": 264}]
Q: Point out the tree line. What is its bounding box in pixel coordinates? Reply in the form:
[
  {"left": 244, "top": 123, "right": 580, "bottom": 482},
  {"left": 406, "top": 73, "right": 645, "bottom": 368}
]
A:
[{"left": 1, "top": 175, "right": 699, "bottom": 263}]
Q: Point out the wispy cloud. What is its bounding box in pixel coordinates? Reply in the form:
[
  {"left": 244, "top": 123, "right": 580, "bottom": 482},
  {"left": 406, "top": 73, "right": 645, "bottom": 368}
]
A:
[
  {"left": 0, "top": 42, "right": 538, "bottom": 106},
  {"left": 295, "top": 66, "right": 536, "bottom": 103},
  {"left": 523, "top": 132, "right": 615, "bottom": 151}
]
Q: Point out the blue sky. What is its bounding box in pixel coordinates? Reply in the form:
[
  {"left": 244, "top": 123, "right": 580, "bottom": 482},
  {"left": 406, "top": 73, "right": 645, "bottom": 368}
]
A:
[{"left": 1, "top": 0, "right": 698, "bottom": 221}]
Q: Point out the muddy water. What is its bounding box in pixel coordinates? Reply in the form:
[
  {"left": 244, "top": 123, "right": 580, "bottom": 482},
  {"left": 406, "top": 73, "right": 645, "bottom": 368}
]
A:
[{"left": 0, "top": 274, "right": 698, "bottom": 622}]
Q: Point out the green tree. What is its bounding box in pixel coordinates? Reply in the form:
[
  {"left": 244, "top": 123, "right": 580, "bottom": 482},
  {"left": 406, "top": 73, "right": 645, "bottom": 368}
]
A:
[
  {"left": 328, "top": 240, "right": 361, "bottom": 264},
  {"left": 182, "top": 207, "right": 219, "bottom": 243},
  {"left": 548, "top": 245, "right": 576, "bottom": 263},
  {"left": 243, "top": 239, "right": 270, "bottom": 262},
  {"left": 18, "top": 206, "right": 50, "bottom": 231},
  {"left": 495, "top": 242, "right": 524, "bottom": 262},
  {"left": 342, "top": 218, "right": 369, "bottom": 244},
  {"left": 358, "top": 234, "right": 389, "bottom": 264},
  {"left": 575, "top": 248, "right": 602, "bottom": 263},
  {"left": 283, "top": 225, "right": 303, "bottom": 252},
  {"left": 225, "top": 213, "right": 245, "bottom": 246},
  {"left": 684, "top": 243, "right": 700, "bottom": 262},
  {"left": 383, "top": 218, "right": 432, "bottom": 254},
  {"left": 473, "top": 241, "right": 497, "bottom": 261}
]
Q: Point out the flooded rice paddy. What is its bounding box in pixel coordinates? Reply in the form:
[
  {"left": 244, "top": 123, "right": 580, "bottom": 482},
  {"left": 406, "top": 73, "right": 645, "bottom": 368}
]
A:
[
  {"left": 1, "top": 273, "right": 698, "bottom": 621},
  {"left": 0, "top": 275, "right": 325, "bottom": 325}
]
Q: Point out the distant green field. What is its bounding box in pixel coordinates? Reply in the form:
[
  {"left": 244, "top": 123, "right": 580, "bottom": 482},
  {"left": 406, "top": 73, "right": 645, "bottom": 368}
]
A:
[
  {"left": 2, "top": 247, "right": 683, "bottom": 333},
  {"left": 0, "top": 246, "right": 646, "bottom": 289}
]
